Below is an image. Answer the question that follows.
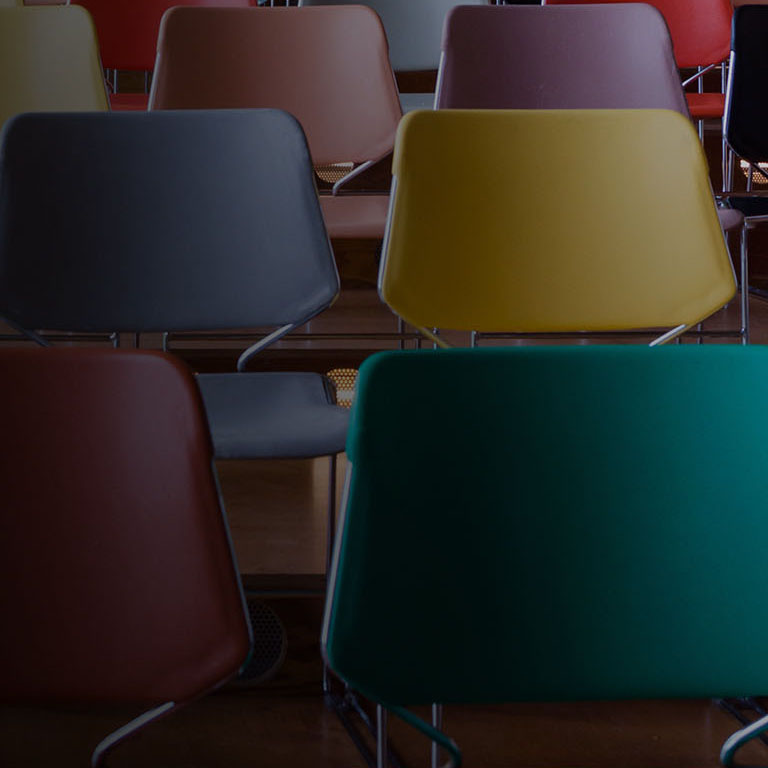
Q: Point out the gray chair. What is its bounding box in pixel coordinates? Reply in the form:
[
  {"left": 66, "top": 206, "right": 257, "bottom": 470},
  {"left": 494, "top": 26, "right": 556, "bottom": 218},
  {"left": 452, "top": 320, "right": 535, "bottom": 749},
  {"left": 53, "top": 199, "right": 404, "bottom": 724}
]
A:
[
  {"left": 298, "top": 0, "right": 490, "bottom": 112},
  {"left": 0, "top": 109, "right": 349, "bottom": 583},
  {"left": 435, "top": 2, "right": 747, "bottom": 343}
]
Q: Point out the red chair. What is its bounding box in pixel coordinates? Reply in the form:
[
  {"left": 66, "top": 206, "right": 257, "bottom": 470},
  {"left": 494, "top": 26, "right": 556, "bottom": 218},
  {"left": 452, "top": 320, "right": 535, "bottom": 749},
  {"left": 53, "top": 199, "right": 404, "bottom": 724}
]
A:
[
  {"left": 72, "top": 0, "right": 257, "bottom": 109},
  {"left": 0, "top": 349, "right": 252, "bottom": 766}
]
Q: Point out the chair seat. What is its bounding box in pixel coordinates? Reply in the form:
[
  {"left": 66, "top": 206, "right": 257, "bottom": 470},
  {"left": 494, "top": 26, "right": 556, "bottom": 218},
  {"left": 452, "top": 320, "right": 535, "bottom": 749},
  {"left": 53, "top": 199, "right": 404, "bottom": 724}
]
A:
[
  {"left": 399, "top": 92, "right": 435, "bottom": 113},
  {"left": 686, "top": 91, "right": 725, "bottom": 119},
  {"left": 197, "top": 371, "right": 349, "bottom": 460},
  {"left": 109, "top": 92, "right": 149, "bottom": 111},
  {"left": 319, "top": 194, "right": 390, "bottom": 239},
  {"left": 717, "top": 206, "right": 744, "bottom": 231}
]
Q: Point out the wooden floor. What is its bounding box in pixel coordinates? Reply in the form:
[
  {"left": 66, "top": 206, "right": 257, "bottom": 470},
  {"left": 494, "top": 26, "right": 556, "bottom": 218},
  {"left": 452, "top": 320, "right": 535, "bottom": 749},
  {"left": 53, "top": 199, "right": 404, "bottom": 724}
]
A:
[{"left": 6, "top": 125, "right": 768, "bottom": 767}]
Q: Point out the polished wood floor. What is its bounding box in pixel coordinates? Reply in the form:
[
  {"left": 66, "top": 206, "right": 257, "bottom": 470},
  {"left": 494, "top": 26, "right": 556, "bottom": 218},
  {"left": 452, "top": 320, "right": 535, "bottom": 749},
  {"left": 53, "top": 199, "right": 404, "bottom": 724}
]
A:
[{"left": 5, "top": 125, "right": 768, "bottom": 767}]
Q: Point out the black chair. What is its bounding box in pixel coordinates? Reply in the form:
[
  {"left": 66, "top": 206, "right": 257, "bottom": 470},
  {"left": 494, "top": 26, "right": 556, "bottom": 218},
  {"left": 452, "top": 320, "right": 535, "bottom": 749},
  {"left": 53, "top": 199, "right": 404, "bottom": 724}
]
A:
[
  {"left": 724, "top": 4, "right": 768, "bottom": 299},
  {"left": 0, "top": 109, "right": 349, "bottom": 588}
]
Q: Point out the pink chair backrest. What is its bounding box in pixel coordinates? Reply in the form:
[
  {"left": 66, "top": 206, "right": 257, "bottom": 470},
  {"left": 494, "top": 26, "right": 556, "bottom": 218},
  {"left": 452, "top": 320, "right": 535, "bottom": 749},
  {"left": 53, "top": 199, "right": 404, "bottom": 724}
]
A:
[
  {"left": 542, "top": 0, "right": 732, "bottom": 67},
  {"left": 437, "top": 3, "right": 688, "bottom": 115}
]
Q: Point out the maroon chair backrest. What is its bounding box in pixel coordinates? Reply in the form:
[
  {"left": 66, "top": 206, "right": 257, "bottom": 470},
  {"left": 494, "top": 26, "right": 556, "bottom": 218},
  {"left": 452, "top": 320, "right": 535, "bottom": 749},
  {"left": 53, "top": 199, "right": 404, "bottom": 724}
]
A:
[
  {"left": 0, "top": 349, "right": 251, "bottom": 705},
  {"left": 437, "top": 3, "right": 688, "bottom": 115},
  {"left": 73, "top": 0, "right": 256, "bottom": 71},
  {"left": 542, "top": 0, "right": 732, "bottom": 68}
]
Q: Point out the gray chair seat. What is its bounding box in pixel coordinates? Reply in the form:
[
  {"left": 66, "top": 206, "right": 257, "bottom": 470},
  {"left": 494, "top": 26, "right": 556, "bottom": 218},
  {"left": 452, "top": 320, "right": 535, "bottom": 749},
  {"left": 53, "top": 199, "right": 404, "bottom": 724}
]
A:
[
  {"left": 197, "top": 372, "right": 350, "bottom": 460},
  {"left": 399, "top": 92, "right": 435, "bottom": 113}
]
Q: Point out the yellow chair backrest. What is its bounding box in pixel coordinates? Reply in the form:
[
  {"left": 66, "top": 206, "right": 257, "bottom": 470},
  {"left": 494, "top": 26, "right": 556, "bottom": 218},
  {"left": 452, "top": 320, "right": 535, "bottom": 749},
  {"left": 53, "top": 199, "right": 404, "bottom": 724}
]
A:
[
  {"left": 379, "top": 109, "right": 736, "bottom": 339},
  {"left": 0, "top": 6, "right": 108, "bottom": 131}
]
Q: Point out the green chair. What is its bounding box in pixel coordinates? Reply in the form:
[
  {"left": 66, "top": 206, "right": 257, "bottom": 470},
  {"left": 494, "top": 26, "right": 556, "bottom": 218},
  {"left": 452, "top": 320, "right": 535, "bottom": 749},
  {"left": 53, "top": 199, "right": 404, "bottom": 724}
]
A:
[{"left": 323, "top": 345, "right": 768, "bottom": 767}]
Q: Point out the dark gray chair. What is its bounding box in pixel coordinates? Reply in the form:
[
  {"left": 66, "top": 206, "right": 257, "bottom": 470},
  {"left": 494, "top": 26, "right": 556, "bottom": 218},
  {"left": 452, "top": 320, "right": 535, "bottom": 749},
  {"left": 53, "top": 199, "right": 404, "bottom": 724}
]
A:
[{"left": 0, "top": 109, "right": 349, "bottom": 583}]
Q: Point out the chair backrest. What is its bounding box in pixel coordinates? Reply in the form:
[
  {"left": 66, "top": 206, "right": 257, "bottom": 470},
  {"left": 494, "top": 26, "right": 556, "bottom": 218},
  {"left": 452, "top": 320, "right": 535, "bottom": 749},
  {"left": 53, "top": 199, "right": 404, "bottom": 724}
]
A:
[
  {"left": 0, "top": 348, "right": 251, "bottom": 705},
  {"left": 0, "top": 109, "right": 339, "bottom": 334},
  {"left": 724, "top": 4, "right": 768, "bottom": 164},
  {"left": 436, "top": 3, "right": 688, "bottom": 115},
  {"left": 72, "top": 0, "right": 255, "bottom": 71},
  {"left": 378, "top": 109, "right": 735, "bottom": 334},
  {"left": 324, "top": 344, "right": 768, "bottom": 711},
  {"left": 149, "top": 6, "right": 402, "bottom": 166},
  {"left": 542, "top": 0, "right": 731, "bottom": 68},
  {"left": 0, "top": 6, "right": 108, "bottom": 130},
  {"left": 299, "top": 0, "right": 489, "bottom": 72}
]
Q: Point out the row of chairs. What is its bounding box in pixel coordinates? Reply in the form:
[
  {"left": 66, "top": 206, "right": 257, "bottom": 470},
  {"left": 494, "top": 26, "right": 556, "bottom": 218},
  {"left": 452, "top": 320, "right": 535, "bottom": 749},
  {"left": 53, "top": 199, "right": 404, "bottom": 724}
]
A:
[
  {"left": 9, "top": 342, "right": 768, "bottom": 765},
  {"left": 0, "top": 4, "right": 763, "bottom": 764},
  {"left": 57, "top": 0, "right": 733, "bottom": 126},
  {"left": 0, "top": 3, "right": 748, "bottom": 274},
  {"left": 130, "top": 3, "right": 752, "bottom": 342}
]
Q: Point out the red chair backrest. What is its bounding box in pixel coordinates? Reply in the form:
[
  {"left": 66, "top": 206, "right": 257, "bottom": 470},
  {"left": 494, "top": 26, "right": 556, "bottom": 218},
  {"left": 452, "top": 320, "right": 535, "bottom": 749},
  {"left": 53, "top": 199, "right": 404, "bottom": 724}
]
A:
[
  {"left": 73, "top": 0, "right": 256, "bottom": 70},
  {"left": 542, "top": 0, "right": 732, "bottom": 67},
  {"left": 0, "top": 349, "right": 251, "bottom": 705}
]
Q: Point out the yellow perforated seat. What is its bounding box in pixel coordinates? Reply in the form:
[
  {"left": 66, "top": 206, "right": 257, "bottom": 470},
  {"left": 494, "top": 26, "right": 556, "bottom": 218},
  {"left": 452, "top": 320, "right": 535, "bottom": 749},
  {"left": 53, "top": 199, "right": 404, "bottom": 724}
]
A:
[{"left": 379, "top": 109, "right": 736, "bottom": 346}]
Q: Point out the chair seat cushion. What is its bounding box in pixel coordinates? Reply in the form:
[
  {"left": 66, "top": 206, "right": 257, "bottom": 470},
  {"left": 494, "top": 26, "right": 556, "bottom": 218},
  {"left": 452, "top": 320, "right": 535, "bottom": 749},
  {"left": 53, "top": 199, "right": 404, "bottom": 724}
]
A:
[
  {"left": 197, "top": 371, "right": 349, "bottom": 459},
  {"left": 717, "top": 206, "right": 744, "bottom": 231},
  {"left": 319, "top": 194, "right": 390, "bottom": 239},
  {"left": 686, "top": 92, "right": 725, "bottom": 119},
  {"left": 109, "top": 92, "right": 149, "bottom": 111}
]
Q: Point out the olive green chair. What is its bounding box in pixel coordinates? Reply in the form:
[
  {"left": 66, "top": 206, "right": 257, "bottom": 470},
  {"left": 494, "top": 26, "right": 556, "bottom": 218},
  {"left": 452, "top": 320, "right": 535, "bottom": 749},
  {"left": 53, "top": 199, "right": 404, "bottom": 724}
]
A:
[
  {"left": 323, "top": 345, "right": 768, "bottom": 767},
  {"left": 0, "top": 5, "right": 108, "bottom": 131}
]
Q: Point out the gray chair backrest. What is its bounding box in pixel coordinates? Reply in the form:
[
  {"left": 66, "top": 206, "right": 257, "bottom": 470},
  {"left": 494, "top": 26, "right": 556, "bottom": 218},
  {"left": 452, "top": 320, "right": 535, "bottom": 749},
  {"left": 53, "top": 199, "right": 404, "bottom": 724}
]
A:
[
  {"left": 436, "top": 3, "right": 689, "bottom": 115},
  {"left": 299, "top": 0, "right": 490, "bottom": 72},
  {"left": 0, "top": 109, "right": 339, "bottom": 333}
]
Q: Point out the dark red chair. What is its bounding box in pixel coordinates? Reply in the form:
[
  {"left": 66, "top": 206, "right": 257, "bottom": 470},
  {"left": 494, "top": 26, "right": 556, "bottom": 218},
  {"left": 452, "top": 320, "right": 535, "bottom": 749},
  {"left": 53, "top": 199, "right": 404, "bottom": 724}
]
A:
[
  {"left": 0, "top": 349, "right": 252, "bottom": 766},
  {"left": 72, "top": 0, "right": 257, "bottom": 109}
]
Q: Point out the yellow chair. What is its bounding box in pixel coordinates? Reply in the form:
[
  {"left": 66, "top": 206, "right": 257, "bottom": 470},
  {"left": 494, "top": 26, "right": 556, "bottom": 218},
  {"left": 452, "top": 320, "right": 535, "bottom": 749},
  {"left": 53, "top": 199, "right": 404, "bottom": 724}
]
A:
[
  {"left": 0, "top": 5, "right": 108, "bottom": 131},
  {"left": 379, "top": 109, "right": 736, "bottom": 346}
]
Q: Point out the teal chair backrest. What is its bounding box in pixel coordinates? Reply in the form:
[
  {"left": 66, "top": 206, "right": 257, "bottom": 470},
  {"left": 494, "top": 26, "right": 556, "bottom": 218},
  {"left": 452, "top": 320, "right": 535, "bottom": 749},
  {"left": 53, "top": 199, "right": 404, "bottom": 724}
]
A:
[{"left": 323, "top": 346, "right": 768, "bottom": 762}]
